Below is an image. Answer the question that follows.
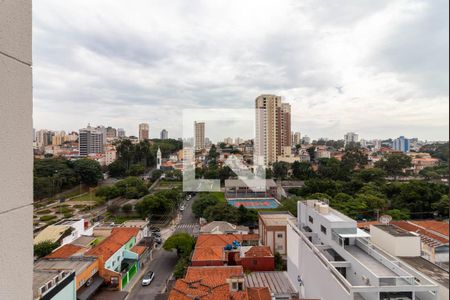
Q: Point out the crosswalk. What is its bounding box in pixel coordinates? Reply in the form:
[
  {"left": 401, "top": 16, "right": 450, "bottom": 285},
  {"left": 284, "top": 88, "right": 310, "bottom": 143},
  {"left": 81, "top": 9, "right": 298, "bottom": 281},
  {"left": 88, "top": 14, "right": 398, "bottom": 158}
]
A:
[{"left": 174, "top": 223, "right": 199, "bottom": 235}]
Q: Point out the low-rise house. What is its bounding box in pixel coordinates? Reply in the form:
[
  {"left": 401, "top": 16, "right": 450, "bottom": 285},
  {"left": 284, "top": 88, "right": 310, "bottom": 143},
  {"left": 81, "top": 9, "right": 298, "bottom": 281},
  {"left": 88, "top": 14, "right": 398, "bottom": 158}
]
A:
[
  {"left": 191, "top": 234, "right": 271, "bottom": 271},
  {"left": 200, "top": 221, "right": 250, "bottom": 235},
  {"left": 119, "top": 219, "right": 150, "bottom": 240},
  {"left": 168, "top": 266, "right": 272, "bottom": 300},
  {"left": 85, "top": 227, "right": 144, "bottom": 290},
  {"left": 34, "top": 219, "right": 95, "bottom": 247},
  {"left": 34, "top": 256, "right": 102, "bottom": 300},
  {"left": 33, "top": 269, "right": 76, "bottom": 300},
  {"left": 258, "top": 212, "right": 296, "bottom": 257},
  {"left": 46, "top": 244, "right": 89, "bottom": 259}
]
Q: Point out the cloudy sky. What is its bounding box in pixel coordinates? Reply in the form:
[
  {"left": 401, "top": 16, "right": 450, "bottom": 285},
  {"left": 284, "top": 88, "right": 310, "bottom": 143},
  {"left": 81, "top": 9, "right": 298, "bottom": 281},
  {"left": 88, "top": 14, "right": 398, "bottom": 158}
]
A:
[{"left": 33, "top": 0, "right": 449, "bottom": 141}]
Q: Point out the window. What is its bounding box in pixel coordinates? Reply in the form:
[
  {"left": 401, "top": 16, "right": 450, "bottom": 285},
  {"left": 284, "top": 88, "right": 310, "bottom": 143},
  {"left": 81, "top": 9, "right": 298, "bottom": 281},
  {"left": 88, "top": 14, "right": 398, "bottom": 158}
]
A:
[
  {"left": 321, "top": 225, "right": 327, "bottom": 234},
  {"left": 238, "top": 282, "right": 244, "bottom": 291},
  {"left": 308, "top": 216, "right": 314, "bottom": 224},
  {"left": 232, "top": 282, "right": 238, "bottom": 290},
  {"left": 277, "top": 233, "right": 283, "bottom": 238}
]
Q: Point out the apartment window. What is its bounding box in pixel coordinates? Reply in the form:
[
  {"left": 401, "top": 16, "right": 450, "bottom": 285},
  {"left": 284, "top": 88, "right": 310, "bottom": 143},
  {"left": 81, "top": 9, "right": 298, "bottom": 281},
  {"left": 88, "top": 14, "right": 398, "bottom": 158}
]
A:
[
  {"left": 277, "top": 233, "right": 283, "bottom": 238},
  {"left": 321, "top": 225, "right": 327, "bottom": 234},
  {"left": 308, "top": 216, "right": 314, "bottom": 224},
  {"left": 232, "top": 282, "right": 238, "bottom": 290}
]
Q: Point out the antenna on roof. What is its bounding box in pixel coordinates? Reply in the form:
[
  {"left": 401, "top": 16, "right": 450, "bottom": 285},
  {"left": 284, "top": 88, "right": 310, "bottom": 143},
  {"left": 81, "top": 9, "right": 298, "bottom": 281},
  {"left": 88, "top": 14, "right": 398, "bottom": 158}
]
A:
[{"left": 379, "top": 215, "right": 392, "bottom": 225}]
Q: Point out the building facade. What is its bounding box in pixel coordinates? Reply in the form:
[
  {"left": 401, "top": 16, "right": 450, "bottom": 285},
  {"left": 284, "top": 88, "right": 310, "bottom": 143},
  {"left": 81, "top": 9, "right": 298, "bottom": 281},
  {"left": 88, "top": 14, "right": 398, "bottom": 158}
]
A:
[
  {"left": 344, "top": 132, "right": 359, "bottom": 146},
  {"left": 393, "top": 136, "right": 410, "bottom": 153},
  {"left": 79, "top": 125, "right": 104, "bottom": 156},
  {"left": 255, "top": 95, "right": 292, "bottom": 166},
  {"left": 160, "top": 129, "right": 168, "bottom": 140},
  {"left": 258, "top": 212, "right": 296, "bottom": 257},
  {"left": 138, "top": 123, "right": 149, "bottom": 141},
  {"left": 194, "top": 121, "right": 205, "bottom": 150},
  {"left": 287, "top": 200, "right": 439, "bottom": 300}
]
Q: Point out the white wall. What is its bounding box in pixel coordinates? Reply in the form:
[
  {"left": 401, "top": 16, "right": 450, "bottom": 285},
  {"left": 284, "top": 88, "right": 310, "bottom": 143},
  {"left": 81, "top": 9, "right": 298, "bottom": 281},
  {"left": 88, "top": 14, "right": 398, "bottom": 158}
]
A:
[
  {"left": 370, "top": 225, "right": 421, "bottom": 257},
  {"left": 0, "top": 0, "right": 32, "bottom": 299}
]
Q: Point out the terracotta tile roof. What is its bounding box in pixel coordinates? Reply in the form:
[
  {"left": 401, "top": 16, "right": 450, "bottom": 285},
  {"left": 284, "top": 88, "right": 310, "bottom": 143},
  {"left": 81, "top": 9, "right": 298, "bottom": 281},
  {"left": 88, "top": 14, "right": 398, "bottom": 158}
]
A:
[
  {"left": 130, "top": 245, "right": 147, "bottom": 257},
  {"left": 86, "top": 227, "right": 139, "bottom": 261},
  {"left": 410, "top": 220, "right": 449, "bottom": 236},
  {"left": 45, "top": 244, "right": 85, "bottom": 259},
  {"left": 244, "top": 246, "right": 273, "bottom": 258},
  {"left": 192, "top": 246, "right": 224, "bottom": 262},
  {"left": 391, "top": 221, "right": 449, "bottom": 246},
  {"left": 196, "top": 234, "right": 243, "bottom": 248},
  {"left": 242, "top": 234, "right": 259, "bottom": 241},
  {"left": 169, "top": 266, "right": 248, "bottom": 300},
  {"left": 247, "top": 287, "right": 272, "bottom": 300}
]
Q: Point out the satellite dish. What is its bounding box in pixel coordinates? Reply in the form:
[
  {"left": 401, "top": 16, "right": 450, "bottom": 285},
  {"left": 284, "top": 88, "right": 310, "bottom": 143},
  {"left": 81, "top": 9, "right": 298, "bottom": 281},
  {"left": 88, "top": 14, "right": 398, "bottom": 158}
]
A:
[{"left": 379, "top": 215, "right": 392, "bottom": 225}]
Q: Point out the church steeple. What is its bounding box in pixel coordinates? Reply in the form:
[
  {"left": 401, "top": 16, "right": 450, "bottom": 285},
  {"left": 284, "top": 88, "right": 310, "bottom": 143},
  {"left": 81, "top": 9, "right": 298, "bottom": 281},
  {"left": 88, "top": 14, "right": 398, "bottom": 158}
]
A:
[{"left": 156, "top": 147, "right": 161, "bottom": 170}]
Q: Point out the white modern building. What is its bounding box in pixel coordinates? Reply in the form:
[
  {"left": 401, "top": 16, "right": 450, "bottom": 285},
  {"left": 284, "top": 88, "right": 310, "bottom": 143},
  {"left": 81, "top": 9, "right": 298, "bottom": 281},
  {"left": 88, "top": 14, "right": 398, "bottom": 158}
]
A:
[
  {"left": 344, "top": 132, "right": 359, "bottom": 146},
  {"left": 287, "top": 200, "right": 439, "bottom": 300}
]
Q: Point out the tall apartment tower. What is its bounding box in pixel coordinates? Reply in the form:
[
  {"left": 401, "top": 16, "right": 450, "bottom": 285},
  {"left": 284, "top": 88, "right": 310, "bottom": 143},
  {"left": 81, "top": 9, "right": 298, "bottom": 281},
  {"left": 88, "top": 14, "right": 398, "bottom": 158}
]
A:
[
  {"left": 79, "top": 124, "right": 104, "bottom": 156},
  {"left": 293, "top": 132, "right": 302, "bottom": 146},
  {"left": 344, "top": 132, "right": 359, "bottom": 146},
  {"left": 106, "top": 126, "right": 117, "bottom": 138},
  {"left": 160, "top": 129, "right": 168, "bottom": 140},
  {"left": 194, "top": 121, "right": 205, "bottom": 151},
  {"left": 117, "top": 128, "right": 126, "bottom": 138},
  {"left": 139, "top": 123, "right": 149, "bottom": 141},
  {"left": 255, "top": 95, "right": 292, "bottom": 166},
  {"left": 393, "top": 136, "right": 410, "bottom": 153}
]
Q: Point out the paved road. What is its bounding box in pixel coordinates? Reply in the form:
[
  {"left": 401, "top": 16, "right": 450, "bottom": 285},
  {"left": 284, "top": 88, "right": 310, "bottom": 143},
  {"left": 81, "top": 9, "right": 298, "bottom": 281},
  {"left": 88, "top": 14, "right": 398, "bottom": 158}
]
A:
[{"left": 127, "top": 194, "right": 199, "bottom": 300}]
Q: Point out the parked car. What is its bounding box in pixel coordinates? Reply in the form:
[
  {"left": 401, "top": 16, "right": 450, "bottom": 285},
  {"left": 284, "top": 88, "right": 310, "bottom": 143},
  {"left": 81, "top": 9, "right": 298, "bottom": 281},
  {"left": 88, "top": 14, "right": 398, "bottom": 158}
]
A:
[
  {"left": 179, "top": 205, "right": 185, "bottom": 211},
  {"left": 152, "top": 231, "right": 161, "bottom": 238},
  {"left": 154, "top": 236, "right": 163, "bottom": 244},
  {"left": 150, "top": 226, "right": 160, "bottom": 233},
  {"left": 141, "top": 271, "right": 155, "bottom": 286}
]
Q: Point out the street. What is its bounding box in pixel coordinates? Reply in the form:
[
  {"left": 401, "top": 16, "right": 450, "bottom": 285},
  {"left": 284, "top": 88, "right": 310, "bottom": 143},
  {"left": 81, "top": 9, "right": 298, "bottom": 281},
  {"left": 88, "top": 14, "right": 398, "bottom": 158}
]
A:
[{"left": 126, "top": 194, "right": 198, "bottom": 300}]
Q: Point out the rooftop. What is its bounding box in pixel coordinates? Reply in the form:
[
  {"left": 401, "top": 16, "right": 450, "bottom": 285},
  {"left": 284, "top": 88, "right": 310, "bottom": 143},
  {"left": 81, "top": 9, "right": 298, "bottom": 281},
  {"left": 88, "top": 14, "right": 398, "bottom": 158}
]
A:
[
  {"left": 258, "top": 211, "right": 296, "bottom": 226},
  {"left": 86, "top": 227, "right": 139, "bottom": 261},
  {"left": 245, "top": 271, "right": 296, "bottom": 296},
  {"left": 45, "top": 244, "right": 86, "bottom": 259},
  {"left": 373, "top": 224, "right": 416, "bottom": 237},
  {"left": 33, "top": 269, "right": 74, "bottom": 299},
  {"left": 200, "top": 221, "right": 249, "bottom": 234},
  {"left": 130, "top": 245, "right": 148, "bottom": 257},
  {"left": 400, "top": 257, "right": 449, "bottom": 288},
  {"left": 225, "top": 179, "right": 277, "bottom": 188},
  {"left": 244, "top": 246, "right": 273, "bottom": 258},
  {"left": 71, "top": 235, "right": 98, "bottom": 247},
  {"left": 34, "top": 257, "right": 97, "bottom": 277},
  {"left": 33, "top": 225, "right": 71, "bottom": 244}
]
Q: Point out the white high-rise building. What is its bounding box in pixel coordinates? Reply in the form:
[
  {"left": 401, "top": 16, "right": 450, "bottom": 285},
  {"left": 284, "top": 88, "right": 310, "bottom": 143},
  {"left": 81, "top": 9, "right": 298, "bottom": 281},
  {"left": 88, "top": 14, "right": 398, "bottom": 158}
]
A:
[
  {"left": 224, "top": 137, "right": 234, "bottom": 145},
  {"left": 235, "top": 137, "right": 245, "bottom": 145},
  {"left": 156, "top": 147, "right": 161, "bottom": 170},
  {"left": 194, "top": 122, "right": 205, "bottom": 150},
  {"left": 302, "top": 135, "right": 311, "bottom": 145},
  {"left": 255, "top": 95, "right": 292, "bottom": 166},
  {"left": 287, "top": 200, "right": 439, "bottom": 300},
  {"left": 344, "top": 132, "right": 359, "bottom": 146},
  {"left": 79, "top": 125, "right": 104, "bottom": 156}
]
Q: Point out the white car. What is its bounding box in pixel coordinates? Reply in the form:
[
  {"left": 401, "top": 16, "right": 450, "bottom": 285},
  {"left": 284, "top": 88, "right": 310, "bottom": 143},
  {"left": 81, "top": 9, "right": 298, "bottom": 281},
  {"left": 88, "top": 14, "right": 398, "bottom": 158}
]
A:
[
  {"left": 141, "top": 271, "right": 155, "bottom": 286},
  {"left": 180, "top": 205, "right": 185, "bottom": 211}
]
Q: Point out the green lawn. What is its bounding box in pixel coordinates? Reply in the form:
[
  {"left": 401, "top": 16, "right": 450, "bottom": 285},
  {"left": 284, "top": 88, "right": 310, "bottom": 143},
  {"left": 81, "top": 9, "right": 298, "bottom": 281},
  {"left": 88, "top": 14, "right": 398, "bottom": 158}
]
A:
[
  {"left": 211, "top": 192, "right": 226, "bottom": 203},
  {"left": 71, "top": 193, "right": 104, "bottom": 203}
]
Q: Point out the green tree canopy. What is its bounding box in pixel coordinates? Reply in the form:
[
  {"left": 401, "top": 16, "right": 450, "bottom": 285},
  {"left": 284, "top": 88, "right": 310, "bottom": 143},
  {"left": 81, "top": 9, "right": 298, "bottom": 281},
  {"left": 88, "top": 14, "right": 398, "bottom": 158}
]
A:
[
  {"left": 375, "top": 153, "right": 412, "bottom": 178},
  {"left": 72, "top": 159, "right": 103, "bottom": 186},
  {"left": 34, "top": 240, "right": 59, "bottom": 258},
  {"left": 163, "top": 232, "right": 195, "bottom": 257}
]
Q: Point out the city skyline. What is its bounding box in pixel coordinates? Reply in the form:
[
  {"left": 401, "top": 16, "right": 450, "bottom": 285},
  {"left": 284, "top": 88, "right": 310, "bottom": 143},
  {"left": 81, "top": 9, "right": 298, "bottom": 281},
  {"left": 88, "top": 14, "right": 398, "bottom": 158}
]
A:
[{"left": 33, "top": 0, "right": 449, "bottom": 141}]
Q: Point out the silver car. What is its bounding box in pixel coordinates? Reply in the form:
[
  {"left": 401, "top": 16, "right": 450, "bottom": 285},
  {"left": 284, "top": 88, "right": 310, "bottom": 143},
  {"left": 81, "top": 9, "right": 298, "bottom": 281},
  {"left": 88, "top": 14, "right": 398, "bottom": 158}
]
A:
[{"left": 141, "top": 271, "right": 155, "bottom": 286}]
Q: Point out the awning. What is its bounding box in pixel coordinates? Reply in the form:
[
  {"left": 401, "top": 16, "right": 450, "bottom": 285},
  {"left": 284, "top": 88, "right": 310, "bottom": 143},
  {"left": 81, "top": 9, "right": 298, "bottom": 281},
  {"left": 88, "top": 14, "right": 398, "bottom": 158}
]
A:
[
  {"left": 333, "top": 228, "right": 371, "bottom": 238},
  {"left": 77, "top": 275, "right": 104, "bottom": 300}
]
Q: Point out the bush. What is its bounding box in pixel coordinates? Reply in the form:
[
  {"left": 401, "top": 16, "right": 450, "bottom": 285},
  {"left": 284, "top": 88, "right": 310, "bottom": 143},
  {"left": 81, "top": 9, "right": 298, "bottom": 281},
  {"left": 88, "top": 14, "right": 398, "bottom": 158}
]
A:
[
  {"left": 173, "top": 257, "right": 189, "bottom": 279},
  {"left": 36, "top": 209, "right": 52, "bottom": 214},
  {"left": 59, "top": 207, "right": 73, "bottom": 214},
  {"left": 73, "top": 204, "right": 86, "bottom": 209},
  {"left": 122, "top": 204, "right": 133, "bottom": 213},
  {"left": 39, "top": 215, "right": 57, "bottom": 222},
  {"left": 63, "top": 213, "right": 74, "bottom": 218},
  {"left": 34, "top": 240, "right": 60, "bottom": 258}
]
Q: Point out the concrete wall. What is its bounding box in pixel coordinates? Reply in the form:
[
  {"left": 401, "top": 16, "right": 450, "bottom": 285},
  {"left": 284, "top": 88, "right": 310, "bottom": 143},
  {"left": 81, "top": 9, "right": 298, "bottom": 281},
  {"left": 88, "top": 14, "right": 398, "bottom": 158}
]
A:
[
  {"left": 0, "top": 0, "right": 33, "bottom": 299},
  {"left": 370, "top": 225, "right": 421, "bottom": 257}
]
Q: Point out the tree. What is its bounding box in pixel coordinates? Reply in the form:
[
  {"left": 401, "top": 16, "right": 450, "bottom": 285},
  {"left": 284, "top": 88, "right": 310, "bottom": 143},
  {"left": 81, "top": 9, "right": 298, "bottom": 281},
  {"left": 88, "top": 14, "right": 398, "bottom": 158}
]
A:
[
  {"left": 386, "top": 209, "right": 410, "bottom": 220},
  {"left": 163, "top": 233, "right": 195, "bottom": 257},
  {"left": 96, "top": 185, "right": 121, "bottom": 200},
  {"left": 273, "top": 162, "right": 289, "bottom": 179},
  {"left": 122, "top": 204, "right": 133, "bottom": 213},
  {"left": 34, "top": 240, "right": 59, "bottom": 258},
  {"left": 341, "top": 147, "right": 368, "bottom": 171},
  {"left": 354, "top": 168, "right": 387, "bottom": 184},
  {"left": 135, "top": 194, "right": 172, "bottom": 218},
  {"left": 237, "top": 205, "right": 258, "bottom": 226},
  {"left": 432, "top": 195, "right": 449, "bottom": 217},
  {"left": 151, "top": 169, "right": 163, "bottom": 182},
  {"left": 317, "top": 158, "right": 344, "bottom": 180},
  {"left": 291, "top": 161, "right": 314, "bottom": 180},
  {"left": 108, "top": 160, "right": 127, "bottom": 178},
  {"left": 72, "top": 159, "right": 103, "bottom": 186},
  {"left": 274, "top": 252, "right": 285, "bottom": 271},
  {"left": 107, "top": 204, "right": 120, "bottom": 214},
  {"left": 192, "top": 194, "right": 221, "bottom": 218},
  {"left": 127, "top": 164, "right": 146, "bottom": 176},
  {"left": 375, "top": 153, "right": 412, "bottom": 178},
  {"left": 203, "top": 202, "right": 239, "bottom": 224}
]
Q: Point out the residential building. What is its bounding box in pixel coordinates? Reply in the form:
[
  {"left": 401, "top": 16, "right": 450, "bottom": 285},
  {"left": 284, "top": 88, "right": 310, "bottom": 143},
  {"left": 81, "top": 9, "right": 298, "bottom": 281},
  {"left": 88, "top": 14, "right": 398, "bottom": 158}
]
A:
[
  {"left": 106, "top": 126, "right": 117, "bottom": 139},
  {"left": 393, "top": 136, "right": 410, "bottom": 153},
  {"left": 287, "top": 200, "right": 440, "bottom": 300},
  {"left": 240, "top": 246, "right": 275, "bottom": 271},
  {"left": 95, "top": 125, "right": 107, "bottom": 146},
  {"left": 314, "top": 148, "right": 331, "bottom": 159},
  {"left": 293, "top": 132, "right": 301, "bottom": 146},
  {"left": 255, "top": 95, "right": 292, "bottom": 166},
  {"left": 34, "top": 257, "right": 102, "bottom": 300},
  {"left": 117, "top": 128, "right": 126, "bottom": 138},
  {"left": 302, "top": 135, "right": 311, "bottom": 145},
  {"left": 200, "top": 221, "right": 250, "bottom": 235},
  {"left": 194, "top": 121, "right": 205, "bottom": 150},
  {"left": 224, "top": 137, "right": 234, "bottom": 145},
  {"left": 79, "top": 125, "right": 104, "bottom": 156},
  {"left": 52, "top": 131, "right": 66, "bottom": 146},
  {"left": 191, "top": 234, "right": 260, "bottom": 267},
  {"left": 33, "top": 269, "right": 76, "bottom": 300},
  {"left": 235, "top": 137, "right": 245, "bottom": 145},
  {"left": 168, "top": 266, "right": 272, "bottom": 300},
  {"left": 138, "top": 123, "right": 149, "bottom": 141},
  {"left": 33, "top": 219, "right": 94, "bottom": 247},
  {"left": 160, "top": 129, "right": 168, "bottom": 140},
  {"left": 85, "top": 227, "right": 142, "bottom": 290},
  {"left": 344, "top": 132, "right": 359, "bottom": 146},
  {"left": 258, "top": 212, "right": 296, "bottom": 256},
  {"left": 105, "top": 148, "right": 117, "bottom": 165}
]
